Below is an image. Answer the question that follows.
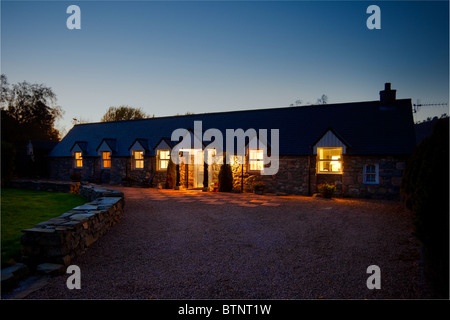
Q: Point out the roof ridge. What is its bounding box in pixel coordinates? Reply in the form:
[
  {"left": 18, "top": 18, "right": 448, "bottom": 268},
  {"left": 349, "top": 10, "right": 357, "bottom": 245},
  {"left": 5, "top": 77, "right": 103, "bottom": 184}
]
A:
[{"left": 73, "top": 99, "right": 401, "bottom": 127}]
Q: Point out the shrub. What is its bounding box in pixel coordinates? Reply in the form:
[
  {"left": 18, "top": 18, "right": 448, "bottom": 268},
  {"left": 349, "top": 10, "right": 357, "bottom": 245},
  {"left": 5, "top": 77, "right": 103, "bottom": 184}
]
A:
[
  {"left": 218, "top": 163, "right": 233, "bottom": 192},
  {"left": 317, "top": 182, "right": 336, "bottom": 198},
  {"left": 401, "top": 118, "right": 449, "bottom": 298},
  {"left": 252, "top": 181, "right": 266, "bottom": 190},
  {"left": 165, "top": 157, "right": 177, "bottom": 189}
]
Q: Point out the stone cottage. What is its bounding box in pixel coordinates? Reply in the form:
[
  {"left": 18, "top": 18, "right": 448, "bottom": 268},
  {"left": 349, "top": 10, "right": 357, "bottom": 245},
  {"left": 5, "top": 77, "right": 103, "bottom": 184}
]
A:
[{"left": 48, "top": 83, "right": 416, "bottom": 199}]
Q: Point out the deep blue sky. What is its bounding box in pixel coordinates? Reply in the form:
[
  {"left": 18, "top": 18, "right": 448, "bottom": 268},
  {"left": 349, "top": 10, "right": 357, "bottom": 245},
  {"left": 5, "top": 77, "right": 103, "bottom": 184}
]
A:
[{"left": 1, "top": 1, "right": 449, "bottom": 134}]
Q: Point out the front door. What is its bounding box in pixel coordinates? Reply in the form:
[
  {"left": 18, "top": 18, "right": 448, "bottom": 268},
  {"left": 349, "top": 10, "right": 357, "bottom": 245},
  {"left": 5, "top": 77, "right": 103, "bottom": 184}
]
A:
[{"left": 193, "top": 150, "right": 204, "bottom": 188}]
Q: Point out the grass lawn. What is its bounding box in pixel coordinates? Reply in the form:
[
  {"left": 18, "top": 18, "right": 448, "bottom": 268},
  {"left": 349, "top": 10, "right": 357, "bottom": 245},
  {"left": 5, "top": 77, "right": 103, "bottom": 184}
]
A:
[{"left": 1, "top": 188, "right": 86, "bottom": 267}]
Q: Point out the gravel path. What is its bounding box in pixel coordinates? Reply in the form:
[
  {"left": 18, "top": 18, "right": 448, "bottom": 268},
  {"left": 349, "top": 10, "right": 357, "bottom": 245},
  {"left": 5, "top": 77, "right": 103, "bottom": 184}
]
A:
[{"left": 25, "top": 187, "right": 433, "bottom": 299}]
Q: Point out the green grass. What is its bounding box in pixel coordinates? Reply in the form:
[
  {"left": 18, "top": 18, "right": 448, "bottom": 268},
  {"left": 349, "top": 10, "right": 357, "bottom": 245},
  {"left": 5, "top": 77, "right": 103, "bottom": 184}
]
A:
[{"left": 1, "top": 188, "right": 87, "bottom": 267}]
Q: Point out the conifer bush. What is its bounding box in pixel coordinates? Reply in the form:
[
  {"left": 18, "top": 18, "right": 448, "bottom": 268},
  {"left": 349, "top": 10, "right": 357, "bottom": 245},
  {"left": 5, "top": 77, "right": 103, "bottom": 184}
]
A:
[
  {"left": 218, "top": 163, "right": 233, "bottom": 192},
  {"left": 165, "top": 157, "right": 177, "bottom": 189}
]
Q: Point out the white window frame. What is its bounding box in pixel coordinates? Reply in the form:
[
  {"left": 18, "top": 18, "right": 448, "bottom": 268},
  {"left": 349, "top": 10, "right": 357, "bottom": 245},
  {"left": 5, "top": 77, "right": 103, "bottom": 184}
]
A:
[
  {"left": 101, "top": 151, "right": 111, "bottom": 169},
  {"left": 74, "top": 152, "right": 83, "bottom": 168},
  {"left": 248, "top": 149, "right": 264, "bottom": 172},
  {"left": 158, "top": 150, "right": 170, "bottom": 171},
  {"left": 132, "top": 150, "right": 144, "bottom": 170},
  {"left": 363, "top": 164, "right": 379, "bottom": 184},
  {"left": 316, "top": 147, "right": 343, "bottom": 174}
]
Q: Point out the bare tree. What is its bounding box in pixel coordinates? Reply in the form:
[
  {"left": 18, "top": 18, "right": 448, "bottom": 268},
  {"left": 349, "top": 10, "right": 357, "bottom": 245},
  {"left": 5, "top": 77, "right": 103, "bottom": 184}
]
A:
[
  {"left": 316, "top": 94, "right": 328, "bottom": 105},
  {"left": 290, "top": 94, "right": 328, "bottom": 107}
]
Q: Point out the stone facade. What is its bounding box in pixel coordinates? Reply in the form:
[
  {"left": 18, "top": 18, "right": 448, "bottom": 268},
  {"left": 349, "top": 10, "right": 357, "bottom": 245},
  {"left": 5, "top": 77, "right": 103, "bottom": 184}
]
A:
[
  {"left": 308, "top": 155, "right": 407, "bottom": 199},
  {"left": 50, "top": 153, "right": 408, "bottom": 199},
  {"left": 341, "top": 155, "right": 407, "bottom": 199},
  {"left": 229, "top": 155, "right": 310, "bottom": 194}
]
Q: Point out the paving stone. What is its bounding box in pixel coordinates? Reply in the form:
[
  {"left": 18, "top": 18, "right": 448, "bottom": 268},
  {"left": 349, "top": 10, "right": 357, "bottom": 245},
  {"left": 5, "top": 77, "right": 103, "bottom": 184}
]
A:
[
  {"left": 1, "top": 263, "right": 29, "bottom": 293},
  {"left": 36, "top": 263, "right": 66, "bottom": 276},
  {"left": 2, "top": 276, "right": 50, "bottom": 299}
]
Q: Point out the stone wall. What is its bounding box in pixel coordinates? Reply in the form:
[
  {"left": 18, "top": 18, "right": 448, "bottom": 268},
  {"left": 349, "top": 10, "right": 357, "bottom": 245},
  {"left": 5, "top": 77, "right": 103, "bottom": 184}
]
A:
[
  {"left": 49, "top": 154, "right": 408, "bottom": 199},
  {"left": 229, "top": 155, "right": 310, "bottom": 195},
  {"left": 308, "top": 154, "right": 407, "bottom": 199},
  {"left": 49, "top": 157, "right": 73, "bottom": 181},
  {"left": 340, "top": 155, "right": 407, "bottom": 199},
  {"left": 227, "top": 154, "right": 407, "bottom": 199},
  {"left": 50, "top": 156, "right": 156, "bottom": 186},
  {"left": 21, "top": 184, "right": 124, "bottom": 267},
  {"left": 5, "top": 179, "right": 80, "bottom": 194}
]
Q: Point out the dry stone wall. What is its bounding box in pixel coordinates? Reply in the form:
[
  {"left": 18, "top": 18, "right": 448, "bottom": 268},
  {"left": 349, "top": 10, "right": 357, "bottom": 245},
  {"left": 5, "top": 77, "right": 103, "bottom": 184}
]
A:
[{"left": 21, "top": 184, "right": 124, "bottom": 267}]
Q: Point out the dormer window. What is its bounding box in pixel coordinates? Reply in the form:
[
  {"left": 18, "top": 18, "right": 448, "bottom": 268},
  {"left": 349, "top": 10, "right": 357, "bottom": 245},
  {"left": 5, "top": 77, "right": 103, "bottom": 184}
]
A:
[
  {"left": 74, "top": 152, "right": 83, "bottom": 168},
  {"left": 158, "top": 150, "right": 170, "bottom": 171},
  {"left": 132, "top": 150, "right": 144, "bottom": 170},
  {"left": 317, "top": 147, "right": 342, "bottom": 174},
  {"left": 102, "top": 151, "right": 111, "bottom": 169}
]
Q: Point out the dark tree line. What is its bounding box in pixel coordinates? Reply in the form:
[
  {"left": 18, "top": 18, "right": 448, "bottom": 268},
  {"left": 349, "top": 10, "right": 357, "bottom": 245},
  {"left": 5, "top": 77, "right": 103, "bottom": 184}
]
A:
[
  {"left": 1, "top": 75, "right": 63, "bottom": 179},
  {"left": 1, "top": 75, "right": 63, "bottom": 142},
  {"left": 401, "top": 118, "right": 449, "bottom": 298}
]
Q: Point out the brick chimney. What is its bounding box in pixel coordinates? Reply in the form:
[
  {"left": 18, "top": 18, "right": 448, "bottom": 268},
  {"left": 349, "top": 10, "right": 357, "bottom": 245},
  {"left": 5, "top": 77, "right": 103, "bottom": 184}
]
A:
[{"left": 379, "top": 82, "right": 396, "bottom": 106}]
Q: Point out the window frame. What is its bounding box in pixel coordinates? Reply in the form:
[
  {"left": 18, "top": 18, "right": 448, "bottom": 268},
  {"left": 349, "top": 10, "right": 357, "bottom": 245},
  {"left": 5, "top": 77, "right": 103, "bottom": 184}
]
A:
[
  {"left": 74, "top": 151, "right": 83, "bottom": 168},
  {"left": 316, "top": 147, "right": 343, "bottom": 174},
  {"left": 101, "top": 151, "right": 111, "bottom": 169},
  {"left": 132, "top": 150, "right": 145, "bottom": 170},
  {"left": 363, "top": 164, "right": 379, "bottom": 184},
  {"left": 157, "top": 149, "right": 170, "bottom": 171},
  {"left": 248, "top": 148, "right": 264, "bottom": 173}
]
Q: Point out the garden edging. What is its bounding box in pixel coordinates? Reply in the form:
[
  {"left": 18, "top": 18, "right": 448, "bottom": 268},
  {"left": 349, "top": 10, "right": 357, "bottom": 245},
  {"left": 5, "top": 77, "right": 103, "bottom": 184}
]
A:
[{"left": 1, "top": 181, "right": 124, "bottom": 295}]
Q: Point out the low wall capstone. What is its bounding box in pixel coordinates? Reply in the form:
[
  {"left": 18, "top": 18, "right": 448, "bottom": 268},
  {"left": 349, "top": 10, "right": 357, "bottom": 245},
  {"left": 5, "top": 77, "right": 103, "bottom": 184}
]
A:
[{"left": 20, "top": 183, "right": 124, "bottom": 267}]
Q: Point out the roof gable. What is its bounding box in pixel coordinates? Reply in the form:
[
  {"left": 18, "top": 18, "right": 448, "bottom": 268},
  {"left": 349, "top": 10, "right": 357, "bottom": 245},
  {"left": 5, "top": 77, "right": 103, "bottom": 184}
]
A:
[
  {"left": 153, "top": 137, "right": 175, "bottom": 151},
  {"left": 129, "top": 138, "right": 150, "bottom": 154},
  {"left": 70, "top": 141, "right": 88, "bottom": 154},
  {"left": 312, "top": 128, "right": 349, "bottom": 154},
  {"left": 96, "top": 138, "right": 117, "bottom": 154}
]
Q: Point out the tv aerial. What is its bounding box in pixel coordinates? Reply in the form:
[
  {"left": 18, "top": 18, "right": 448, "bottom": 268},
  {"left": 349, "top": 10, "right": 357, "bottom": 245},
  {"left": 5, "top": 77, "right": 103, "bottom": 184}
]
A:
[{"left": 413, "top": 99, "right": 448, "bottom": 113}]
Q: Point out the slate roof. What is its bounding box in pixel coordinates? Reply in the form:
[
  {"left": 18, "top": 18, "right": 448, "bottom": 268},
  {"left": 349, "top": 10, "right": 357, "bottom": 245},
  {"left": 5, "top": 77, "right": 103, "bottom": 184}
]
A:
[{"left": 49, "top": 99, "right": 416, "bottom": 157}]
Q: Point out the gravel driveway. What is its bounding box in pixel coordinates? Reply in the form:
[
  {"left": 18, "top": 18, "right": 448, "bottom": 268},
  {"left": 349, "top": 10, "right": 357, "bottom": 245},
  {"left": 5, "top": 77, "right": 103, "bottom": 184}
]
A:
[{"left": 25, "top": 187, "right": 432, "bottom": 299}]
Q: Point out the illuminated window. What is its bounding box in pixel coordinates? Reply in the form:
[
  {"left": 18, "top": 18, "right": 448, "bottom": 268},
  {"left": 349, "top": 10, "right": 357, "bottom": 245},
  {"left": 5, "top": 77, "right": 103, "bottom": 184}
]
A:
[
  {"left": 102, "top": 152, "right": 111, "bottom": 169},
  {"left": 74, "top": 152, "right": 83, "bottom": 168},
  {"left": 249, "top": 149, "right": 264, "bottom": 171},
  {"left": 158, "top": 150, "right": 170, "bottom": 171},
  {"left": 363, "top": 164, "right": 379, "bottom": 184},
  {"left": 317, "top": 147, "right": 343, "bottom": 174},
  {"left": 133, "top": 151, "right": 144, "bottom": 170}
]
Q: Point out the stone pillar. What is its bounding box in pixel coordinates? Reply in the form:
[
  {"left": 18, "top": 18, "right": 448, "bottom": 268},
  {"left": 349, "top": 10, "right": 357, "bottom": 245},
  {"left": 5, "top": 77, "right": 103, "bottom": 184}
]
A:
[
  {"left": 175, "top": 153, "right": 180, "bottom": 190},
  {"left": 203, "top": 150, "right": 209, "bottom": 192}
]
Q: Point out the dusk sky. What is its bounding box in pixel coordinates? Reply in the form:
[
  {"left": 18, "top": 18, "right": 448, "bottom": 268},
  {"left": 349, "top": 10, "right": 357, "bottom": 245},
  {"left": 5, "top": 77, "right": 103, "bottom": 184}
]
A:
[{"left": 1, "top": 0, "right": 449, "bottom": 135}]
